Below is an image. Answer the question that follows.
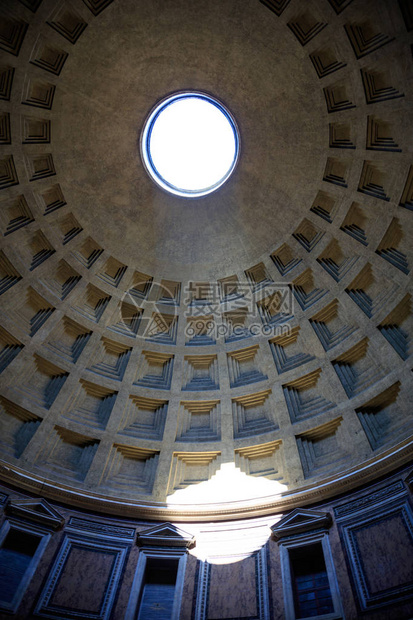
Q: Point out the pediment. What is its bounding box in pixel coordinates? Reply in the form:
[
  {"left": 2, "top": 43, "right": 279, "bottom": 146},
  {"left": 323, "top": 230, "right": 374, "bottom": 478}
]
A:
[
  {"left": 5, "top": 498, "right": 65, "bottom": 530},
  {"left": 271, "top": 508, "right": 332, "bottom": 540},
  {"left": 137, "top": 522, "right": 195, "bottom": 548}
]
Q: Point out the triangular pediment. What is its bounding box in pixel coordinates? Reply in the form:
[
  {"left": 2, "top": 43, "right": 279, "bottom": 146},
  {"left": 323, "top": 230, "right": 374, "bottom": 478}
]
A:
[
  {"left": 5, "top": 498, "right": 65, "bottom": 530},
  {"left": 271, "top": 508, "right": 331, "bottom": 540},
  {"left": 137, "top": 522, "right": 195, "bottom": 548}
]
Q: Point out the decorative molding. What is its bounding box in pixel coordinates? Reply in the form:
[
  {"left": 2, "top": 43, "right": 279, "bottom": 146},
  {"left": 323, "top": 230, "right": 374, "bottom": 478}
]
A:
[
  {"left": 127, "top": 270, "right": 153, "bottom": 300},
  {"left": 168, "top": 451, "right": 221, "bottom": 494},
  {"left": 46, "top": 6, "right": 88, "bottom": 45},
  {"left": 345, "top": 262, "right": 397, "bottom": 319},
  {"left": 355, "top": 382, "right": 408, "bottom": 451},
  {"left": 0, "top": 112, "right": 11, "bottom": 144},
  {"left": 82, "top": 0, "right": 115, "bottom": 16},
  {"left": 311, "top": 48, "right": 346, "bottom": 79},
  {"left": 323, "top": 80, "right": 356, "bottom": 113},
  {"left": 0, "top": 14, "right": 28, "bottom": 56},
  {"left": 0, "top": 326, "right": 23, "bottom": 374},
  {"left": 399, "top": 165, "right": 413, "bottom": 210},
  {"left": 40, "top": 259, "right": 81, "bottom": 301},
  {"left": 227, "top": 344, "right": 268, "bottom": 388},
  {"left": 340, "top": 202, "right": 368, "bottom": 246},
  {"left": 133, "top": 350, "right": 174, "bottom": 390},
  {"left": 340, "top": 499, "right": 413, "bottom": 611},
  {"left": 22, "top": 115, "right": 50, "bottom": 144},
  {"left": 25, "top": 230, "right": 55, "bottom": 271},
  {"left": 194, "top": 560, "right": 210, "bottom": 620},
  {"left": 293, "top": 218, "right": 324, "bottom": 252},
  {"left": 37, "top": 183, "right": 66, "bottom": 215},
  {"left": 329, "top": 122, "right": 355, "bottom": 149},
  {"left": 176, "top": 400, "right": 221, "bottom": 442},
  {"left": 185, "top": 314, "right": 215, "bottom": 346},
  {"left": 272, "top": 508, "right": 332, "bottom": 540},
  {"left": 71, "top": 236, "right": 103, "bottom": 268},
  {"left": 361, "top": 67, "right": 404, "bottom": 104},
  {"left": 287, "top": 13, "right": 327, "bottom": 46},
  {"left": 146, "top": 312, "right": 178, "bottom": 345},
  {"left": 245, "top": 262, "right": 273, "bottom": 292},
  {"left": 35, "top": 425, "right": 98, "bottom": 482},
  {"left": 21, "top": 78, "right": 55, "bottom": 110},
  {"left": 334, "top": 480, "right": 406, "bottom": 520},
  {"left": 283, "top": 369, "right": 335, "bottom": 423},
  {"left": 72, "top": 284, "right": 111, "bottom": 323},
  {"left": 0, "top": 154, "right": 19, "bottom": 190},
  {"left": 99, "top": 444, "right": 159, "bottom": 495},
  {"left": 378, "top": 294, "right": 411, "bottom": 359},
  {"left": 317, "top": 238, "right": 359, "bottom": 282},
  {"left": 18, "top": 0, "right": 43, "bottom": 12},
  {"left": 0, "top": 396, "right": 42, "bottom": 459},
  {"left": 271, "top": 243, "right": 302, "bottom": 276},
  {"left": 0, "top": 66, "right": 15, "bottom": 101},
  {"left": 0, "top": 250, "right": 22, "bottom": 295},
  {"left": 358, "top": 160, "right": 390, "bottom": 201},
  {"left": 218, "top": 275, "right": 242, "bottom": 303},
  {"left": 62, "top": 379, "right": 118, "bottom": 430},
  {"left": 232, "top": 389, "right": 276, "bottom": 438},
  {"left": 310, "top": 298, "right": 357, "bottom": 351},
  {"left": 155, "top": 279, "right": 181, "bottom": 306},
  {"left": 406, "top": 469, "right": 413, "bottom": 492},
  {"left": 259, "top": 0, "right": 291, "bottom": 17},
  {"left": 5, "top": 497, "right": 64, "bottom": 530},
  {"left": 296, "top": 418, "right": 348, "bottom": 478},
  {"left": 366, "top": 116, "right": 400, "bottom": 152},
  {"left": 376, "top": 217, "right": 410, "bottom": 274},
  {"left": 194, "top": 547, "right": 270, "bottom": 620},
  {"left": 34, "top": 531, "right": 130, "bottom": 620},
  {"left": 118, "top": 395, "right": 168, "bottom": 441},
  {"left": 86, "top": 337, "right": 131, "bottom": 381},
  {"left": 137, "top": 522, "right": 195, "bottom": 548},
  {"left": 108, "top": 300, "right": 142, "bottom": 338},
  {"left": 310, "top": 191, "right": 337, "bottom": 223},
  {"left": 57, "top": 213, "right": 83, "bottom": 244},
  {"left": 290, "top": 268, "right": 328, "bottom": 311},
  {"left": 332, "top": 337, "right": 383, "bottom": 399},
  {"left": 67, "top": 517, "right": 135, "bottom": 540},
  {"left": 30, "top": 38, "right": 68, "bottom": 75},
  {"left": 345, "top": 22, "right": 394, "bottom": 59},
  {"left": 269, "top": 326, "right": 314, "bottom": 374},
  {"left": 97, "top": 257, "right": 127, "bottom": 288},
  {"left": 235, "top": 440, "right": 284, "bottom": 482},
  {"left": 323, "top": 156, "right": 348, "bottom": 187},
  {"left": 327, "top": 0, "right": 353, "bottom": 14},
  {"left": 182, "top": 354, "right": 219, "bottom": 391},
  {"left": 13, "top": 354, "right": 68, "bottom": 410}
]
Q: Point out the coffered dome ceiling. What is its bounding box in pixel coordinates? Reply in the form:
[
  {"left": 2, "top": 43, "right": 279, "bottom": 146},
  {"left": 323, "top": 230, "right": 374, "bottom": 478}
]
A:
[{"left": 0, "top": 0, "right": 412, "bottom": 521}]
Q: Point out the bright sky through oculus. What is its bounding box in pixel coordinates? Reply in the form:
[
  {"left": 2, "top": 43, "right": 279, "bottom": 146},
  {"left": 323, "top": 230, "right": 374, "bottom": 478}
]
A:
[{"left": 142, "top": 93, "right": 239, "bottom": 197}]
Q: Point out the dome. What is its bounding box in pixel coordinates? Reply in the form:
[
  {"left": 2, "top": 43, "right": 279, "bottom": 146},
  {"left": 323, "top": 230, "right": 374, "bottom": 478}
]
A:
[{"left": 0, "top": 0, "right": 412, "bottom": 524}]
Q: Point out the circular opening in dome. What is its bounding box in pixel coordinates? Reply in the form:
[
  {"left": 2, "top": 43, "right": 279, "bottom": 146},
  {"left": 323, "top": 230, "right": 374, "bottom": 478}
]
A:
[{"left": 141, "top": 92, "right": 240, "bottom": 198}]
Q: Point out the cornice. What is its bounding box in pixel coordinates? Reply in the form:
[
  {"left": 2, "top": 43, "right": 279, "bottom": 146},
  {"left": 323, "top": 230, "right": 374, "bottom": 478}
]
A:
[{"left": 0, "top": 438, "right": 411, "bottom": 522}]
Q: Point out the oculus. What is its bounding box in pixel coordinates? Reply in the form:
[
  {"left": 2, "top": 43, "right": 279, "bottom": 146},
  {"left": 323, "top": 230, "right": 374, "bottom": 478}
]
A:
[{"left": 141, "top": 92, "right": 239, "bottom": 198}]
